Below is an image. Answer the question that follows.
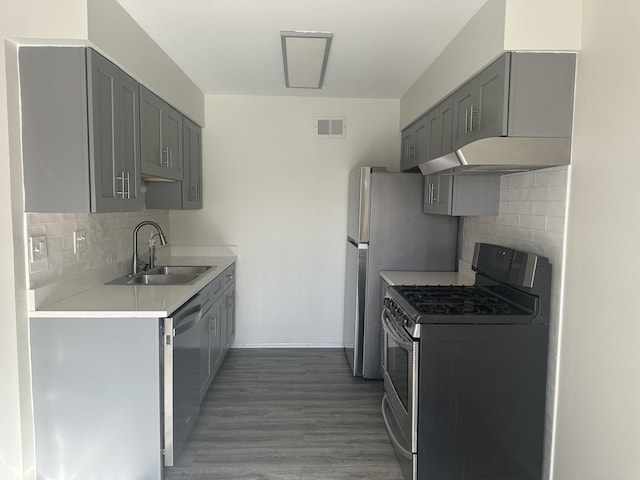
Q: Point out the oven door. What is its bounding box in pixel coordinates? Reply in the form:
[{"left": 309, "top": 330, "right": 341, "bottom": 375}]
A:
[{"left": 381, "top": 306, "right": 418, "bottom": 480}]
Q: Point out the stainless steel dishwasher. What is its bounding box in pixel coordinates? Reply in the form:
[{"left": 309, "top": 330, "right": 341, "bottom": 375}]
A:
[{"left": 163, "top": 293, "right": 203, "bottom": 466}]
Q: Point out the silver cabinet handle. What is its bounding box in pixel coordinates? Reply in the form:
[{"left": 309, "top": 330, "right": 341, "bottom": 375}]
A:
[
  {"left": 124, "top": 172, "right": 131, "bottom": 199},
  {"left": 464, "top": 107, "right": 469, "bottom": 134},
  {"left": 116, "top": 171, "right": 126, "bottom": 199},
  {"left": 431, "top": 183, "right": 439, "bottom": 204},
  {"left": 469, "top": 104, "right": 478, "bottom": 132},
  {"left": 407, "top": 144, "right": 414, "bottom": 159},
  {"left": 161, "top": 147, "right": 170, "bottom": 167},
  {"left": 427, "top": 183, "right": 433, "bottom": 205}
]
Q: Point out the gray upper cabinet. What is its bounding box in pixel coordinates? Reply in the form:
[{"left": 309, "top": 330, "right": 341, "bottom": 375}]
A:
[
  {"left": 403, "top": 52, "right": 576, "bottom": 170},
  {"left": 452, "top": 54, "right": 510, "bottom": 149},
  {"left": 20, "top": 46, "right": 142, "bottom": 213},
  {"left": 145, "top": 116, "right": 203, "bottom": 210},
  {"left": 400, "top": 114, "right": 427, "bottom": 172},
  {"left": 400, "top": 128, "right": 415, "bottom": 171},
  {"left": 423, "top": 174, "right": 500, "bottom": 216},
  {"left": 140, "top": 86, "right": 183, "bottom": 181},
  {"left": 427, "top": 95, "right": 454, "bottom": 160},
  {"left": 181, "top": 117, "right": 203, "bottom": 209},
  {"left": 87, "top": 49, "right": 143, "bottom": 212}
]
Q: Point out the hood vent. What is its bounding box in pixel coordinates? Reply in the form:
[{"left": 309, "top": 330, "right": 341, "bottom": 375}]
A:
[{"left": 418, "top": 137, "right": 571, "bottom": 176}]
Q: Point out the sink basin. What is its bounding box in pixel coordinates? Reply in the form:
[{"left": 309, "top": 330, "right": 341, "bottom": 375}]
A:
[
  {"left": 147, "top": 265, "right": 214, "bottom": 276},
  {"left": 106, "top": 265, "right": 214, "bottom": 286},
  {"left": 126, "top": 274, "right": 198, "bottom": 285}
]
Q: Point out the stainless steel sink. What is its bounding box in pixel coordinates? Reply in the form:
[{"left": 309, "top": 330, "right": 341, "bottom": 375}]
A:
[
  {"left": 146, "top": 265, "right": 214, "bottom": 276},
  {"left": 127, "top": 274, "right": 198, "bottom": 285},
  {"left": 106, "top": 265, "right": 214, "bottom": 285}
]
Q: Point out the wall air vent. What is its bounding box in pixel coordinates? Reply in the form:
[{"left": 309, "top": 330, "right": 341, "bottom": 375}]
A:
[{"left": 315, "top": 116, "right": 346, "bottom": 138}]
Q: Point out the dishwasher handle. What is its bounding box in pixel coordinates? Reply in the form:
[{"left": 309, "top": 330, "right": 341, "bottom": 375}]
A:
[{"left": 173, "top": 305, "right": 202, "bottom": 335}]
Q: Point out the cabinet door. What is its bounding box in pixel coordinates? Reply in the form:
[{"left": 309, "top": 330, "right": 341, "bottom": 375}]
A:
[
  {"left": 182, "top": 117, "right": 202, "bottom": 209},
  {"left": 209, "top": 297, "right": 223, "bottom": 374},
  {"left": 223, "top": 285, "right": 235, "bottom": 351},
  {"left": 87, "top": 50, "right": 121, "bottom": 213},
  {"left": 436, "top": 96, "right": 454, "bottom": 159},
  {"left": 140, "top": 87, "right": 183, "bottom": 181},
  {"left": 118, "top": 70, "right": 143, "bottom": 211},
  {"left": 452, "top": 79, "right": 476, "bottom": 150},
  {"left": 140, "top": 87, "right": 163, "bottom": 177},
  {"left": 475, "top": 53, "right": 510, "bottom": 140},
  {"left": 411, "top": 116, "right": 428, "bottom": 170},
  {"left": 199, "top": 306, "right": 213, "bottom": 400},
  {"left": 423, "top": 174, "right": 453, "bottom": 215},
  {"left": 400, "top": 128, "right": 414, "bottom": 171},
  {"left": 163, "top": 105, "right": 183, "bottom": 180},
  {"left": 426, "top": 108, "right": 441, "bottom": 161}
]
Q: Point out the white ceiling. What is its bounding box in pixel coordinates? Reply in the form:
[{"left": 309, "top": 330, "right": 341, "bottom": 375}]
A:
[{"left": 115, "top": 0, "right": 488, "bottom": 99}]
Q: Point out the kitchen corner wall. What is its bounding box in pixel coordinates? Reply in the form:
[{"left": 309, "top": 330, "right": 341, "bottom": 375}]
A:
[
  {"left": 460, "top": 164, "right": 568, "bottom": 480},
  {"left": 26, "top": 209, "right": 169, "bottom": 289}
]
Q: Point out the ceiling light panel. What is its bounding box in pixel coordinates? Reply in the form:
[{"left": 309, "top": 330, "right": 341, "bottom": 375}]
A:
[{"left": 281, "top": 31, "right": 332, "bottom": 89}]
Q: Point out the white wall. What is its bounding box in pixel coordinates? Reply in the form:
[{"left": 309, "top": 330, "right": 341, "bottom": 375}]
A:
[
  {"left": 170, "top": 95, "right": 399, "bottom": 347},
  {"left": 553, "top": 1, "right": 640, "bottom": 478}
]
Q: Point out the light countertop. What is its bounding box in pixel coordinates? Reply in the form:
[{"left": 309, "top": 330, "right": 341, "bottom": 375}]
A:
[
  {"left": 380, "top": 271, "right": 475, "bottom": 287},
  {"left": 29, "top": 252, "right": 236, "bottom": 319}
]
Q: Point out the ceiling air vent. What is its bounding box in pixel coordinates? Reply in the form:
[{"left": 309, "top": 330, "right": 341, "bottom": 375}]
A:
[{"left": 315, "top": 116, "right": 345, "bottom": 138}]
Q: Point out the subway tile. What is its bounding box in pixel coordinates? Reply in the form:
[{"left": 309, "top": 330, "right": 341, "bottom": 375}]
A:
[
  {"left": 531, "top": 201, "right": 567, "bottom": 217},
  {"left": 548, "top": 185, "right": 568, "bottom": 201},
  {"left": 545, "top": 216, "right": 566, "bottom": 232},
  {"left": 502, "top": 187, "right": 523, "bottom": 201},
  {"left": 506, "top": 172, "right": 535, "bottom": 188},
  {"left": 531, "top": 229, "right": 564, "bottom": 248},
  {"left": 518, "top": 214, "right": 546, "bottom": 230},
  {"left": 522, "top": 186, "right": 550, "bottom": 201},
  {"left": 26, "top": 210, "right": 171, "bottom": 288},
  {"left": 534, "top": 167, "right": 568, "bottom": 187}
]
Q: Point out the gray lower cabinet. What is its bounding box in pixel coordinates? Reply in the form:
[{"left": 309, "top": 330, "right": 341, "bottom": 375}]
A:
[
  {"left": 222, "top": 264, "right": 236, "bottom": 354},
  {"left": 20, "top": 46, "right": 143, "bottom": 213},
  {"left": 140, "top": 86, "right": 184, "bottom": 181},
  {"left": 145, "top": 116, "right": 203, "bottom": 209},
  {"left": 199, "top": 264, "right": 236, "bottom": 400},
  {"left": 423, "top": 174, "right": 500, "bottom": 216}
]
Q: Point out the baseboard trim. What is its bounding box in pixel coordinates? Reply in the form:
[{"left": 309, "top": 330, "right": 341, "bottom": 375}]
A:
[{"left": 231, "top": 343, "right": 344, "bottom": 349}]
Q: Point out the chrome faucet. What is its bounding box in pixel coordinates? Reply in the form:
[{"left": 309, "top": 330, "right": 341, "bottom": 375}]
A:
[{"left": 132, "top": 221, "right": 168, "bottom": 275}]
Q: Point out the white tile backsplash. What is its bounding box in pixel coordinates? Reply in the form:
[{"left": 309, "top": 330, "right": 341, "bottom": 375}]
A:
[
  {"left": 26, "top": 210, "right": 170, "bottom": 289},
  {"left": 460, "top": 165, "right": 569, "bottom": 480}
]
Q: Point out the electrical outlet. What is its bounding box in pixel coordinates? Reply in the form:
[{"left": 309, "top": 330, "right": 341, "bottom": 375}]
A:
[
  {"left": 29, "top": 236, "right": 48, "bottom": 263},
  {"left": 74, "top": 231, "right": 86, "bottom": 254}
]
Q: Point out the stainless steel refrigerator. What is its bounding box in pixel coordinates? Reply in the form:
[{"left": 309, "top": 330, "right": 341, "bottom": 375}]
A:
[{"left": 344, "top": 167, "right": 458, "bottom": 378}]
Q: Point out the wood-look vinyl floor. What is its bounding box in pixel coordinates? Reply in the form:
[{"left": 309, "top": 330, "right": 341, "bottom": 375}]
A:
[{"left": 165, "top": 348, "right": 405, "bottom": 480}]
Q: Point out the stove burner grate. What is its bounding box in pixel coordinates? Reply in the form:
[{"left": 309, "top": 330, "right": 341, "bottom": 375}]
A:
[{"left": 397, "top": 285, "right": 519, "bottom": 315}]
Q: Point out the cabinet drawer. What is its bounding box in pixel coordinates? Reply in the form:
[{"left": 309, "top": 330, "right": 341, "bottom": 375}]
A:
[{"left": 200, "top": 275, "right": 224, "bottom": 311}]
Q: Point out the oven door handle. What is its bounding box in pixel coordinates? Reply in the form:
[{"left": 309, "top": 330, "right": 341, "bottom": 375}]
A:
[
  {"left": 381, "top": 394, "right": 413, "bottom": 460},
  {"left": 381, "top": 308, "right": 414, "bottom": 352}
]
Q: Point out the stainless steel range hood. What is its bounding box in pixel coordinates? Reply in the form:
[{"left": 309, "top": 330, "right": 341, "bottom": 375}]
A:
[{"left": 418, "top": 137, "right": 571, "bottom": 176}]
